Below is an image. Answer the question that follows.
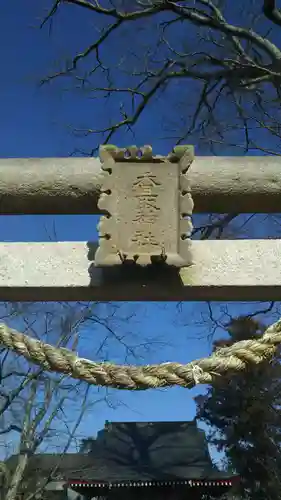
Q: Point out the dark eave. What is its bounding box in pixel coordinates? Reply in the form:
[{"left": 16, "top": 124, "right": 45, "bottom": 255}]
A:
[{"left": 68, "top": 478, "right": 237, "bottom": 489}]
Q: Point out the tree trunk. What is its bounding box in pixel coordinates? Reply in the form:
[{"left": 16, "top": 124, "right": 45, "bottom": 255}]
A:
[{"left": 5, "top": 453, "right": 29, "bottom": 500}]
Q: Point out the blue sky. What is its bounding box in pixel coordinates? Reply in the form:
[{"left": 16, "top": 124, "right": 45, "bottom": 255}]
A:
[{"left": 1, "top": 0, "right": 281, "bottom": 467}]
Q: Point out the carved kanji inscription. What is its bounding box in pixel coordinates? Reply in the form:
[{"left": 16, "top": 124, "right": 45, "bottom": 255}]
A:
[{"left": 95, "top": 145, "right": 194, "bottom": 267}]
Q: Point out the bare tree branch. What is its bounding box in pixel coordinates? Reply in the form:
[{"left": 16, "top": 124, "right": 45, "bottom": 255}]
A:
[{"left": 263, "top": 0, "right": 281, "bottom": 27}]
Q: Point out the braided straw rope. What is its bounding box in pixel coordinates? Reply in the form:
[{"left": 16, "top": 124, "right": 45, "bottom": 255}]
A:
[{"left": 1, "top": 320, "right": 281, "bottom": 390}]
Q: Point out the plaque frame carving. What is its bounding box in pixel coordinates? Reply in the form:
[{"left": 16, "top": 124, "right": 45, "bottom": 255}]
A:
[{"left": 95, "top": 145, "right": 194, "bottom": 267}]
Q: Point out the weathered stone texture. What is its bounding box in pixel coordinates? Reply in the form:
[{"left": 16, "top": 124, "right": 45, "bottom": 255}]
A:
[{"left": 95, "top": 145, "right": 194, "bottom": 267}]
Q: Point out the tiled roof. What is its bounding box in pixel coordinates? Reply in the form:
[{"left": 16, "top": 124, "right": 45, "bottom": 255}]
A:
[{"left": 5, "top": 421, "right": 237, "bottom": 487}]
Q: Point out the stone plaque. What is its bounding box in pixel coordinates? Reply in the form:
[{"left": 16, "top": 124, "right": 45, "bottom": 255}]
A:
[{"left": 95, "top": 145, "right": 194, "bottom": 267}]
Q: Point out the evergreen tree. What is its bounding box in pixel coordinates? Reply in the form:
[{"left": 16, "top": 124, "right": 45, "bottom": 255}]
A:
[{"left": 195, "top": 316, "right": 281, "bottom": 500}]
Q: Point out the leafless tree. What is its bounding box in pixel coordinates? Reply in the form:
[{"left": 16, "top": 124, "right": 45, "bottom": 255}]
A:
[
  {"left": 39, "top": 0, "right": 281, "bottom": 156},
  {"left": 0, "top": 301, "right": 163, "bottom": 500}
]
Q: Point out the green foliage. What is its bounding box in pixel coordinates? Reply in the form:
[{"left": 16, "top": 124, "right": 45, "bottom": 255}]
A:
[{"left": 195, "top": 316, "right": 281, "bottom": 500}]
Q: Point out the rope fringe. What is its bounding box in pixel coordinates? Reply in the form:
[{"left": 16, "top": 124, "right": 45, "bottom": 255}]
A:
[{"left": 0, "top": 320, "right": 281, "bottom": 390}]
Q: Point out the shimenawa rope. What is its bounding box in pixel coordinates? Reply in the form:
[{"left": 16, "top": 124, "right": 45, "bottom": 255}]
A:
[{"left": 1, "top": 320, "right": 281, "bottom": 390}]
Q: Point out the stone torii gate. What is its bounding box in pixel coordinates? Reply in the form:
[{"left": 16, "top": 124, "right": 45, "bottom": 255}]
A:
[{"left": 0, "top": 144, "right": 281, "bottom": 391}]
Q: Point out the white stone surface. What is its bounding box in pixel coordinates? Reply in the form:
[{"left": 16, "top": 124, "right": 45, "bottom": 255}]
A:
[{"left": 0, "top": 240, "right": 280, "bottom": 301}]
